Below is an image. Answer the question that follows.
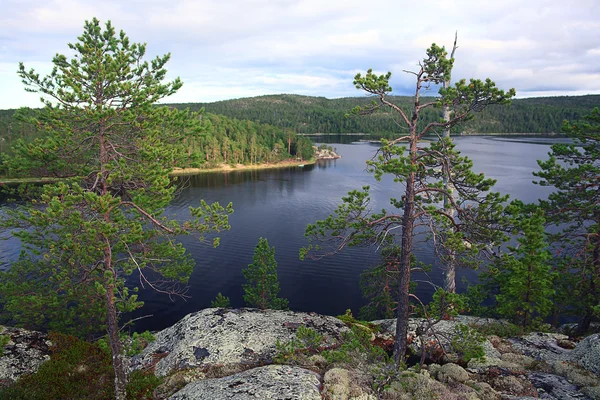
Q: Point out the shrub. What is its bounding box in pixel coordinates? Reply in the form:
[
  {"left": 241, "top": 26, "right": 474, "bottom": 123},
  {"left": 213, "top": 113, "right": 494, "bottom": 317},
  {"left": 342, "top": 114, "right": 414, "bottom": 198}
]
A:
[
  {"left": 450, "top": 324, "right": 485, "bottom": 362},
  {"left": 211, "top": 292, "right": 231, "bottom": 308}
]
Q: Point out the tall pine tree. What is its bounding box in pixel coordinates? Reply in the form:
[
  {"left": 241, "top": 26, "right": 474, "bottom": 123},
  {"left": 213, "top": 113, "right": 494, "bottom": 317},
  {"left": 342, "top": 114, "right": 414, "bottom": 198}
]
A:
[{"left": 0, "top": 19, "right": 232, "bottom": 399}]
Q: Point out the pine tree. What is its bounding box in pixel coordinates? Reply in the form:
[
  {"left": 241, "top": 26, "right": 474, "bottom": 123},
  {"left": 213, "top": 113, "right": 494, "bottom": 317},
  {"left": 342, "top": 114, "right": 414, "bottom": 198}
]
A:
[
  {"left": 243, "top": 238, "right": 288, "bottom": 310},
  {"left": 302, "top": 41, "right": 514, "bottom": 364},
  {"left": 0, "top": 19, "right": 232, "bottom": 399},
  {"left": 534, "top": 108, "right": 600, "bottom": 334},
  {"left": 491, "top": 203, "right": 555, "bottom": 327}
]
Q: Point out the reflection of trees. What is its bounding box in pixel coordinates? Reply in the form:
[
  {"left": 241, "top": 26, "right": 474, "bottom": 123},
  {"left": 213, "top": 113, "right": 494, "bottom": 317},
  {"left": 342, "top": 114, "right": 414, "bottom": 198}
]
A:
[{"left": 316, "top": 159, "right": 337, "bottom": 170}]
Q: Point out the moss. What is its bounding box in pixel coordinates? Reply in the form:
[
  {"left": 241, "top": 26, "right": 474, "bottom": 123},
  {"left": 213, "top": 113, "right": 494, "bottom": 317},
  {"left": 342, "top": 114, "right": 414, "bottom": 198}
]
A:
[{"left": 0, "top": 334, "right": 9, "bottom": 357}]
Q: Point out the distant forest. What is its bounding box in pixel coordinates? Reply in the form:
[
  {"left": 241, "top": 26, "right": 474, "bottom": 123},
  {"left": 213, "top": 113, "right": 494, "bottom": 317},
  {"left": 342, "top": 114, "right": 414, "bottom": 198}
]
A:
[
  {"left": 169, "top": 94, "right": 600, "bottom": 137},
  {"left": 2, "top": 94, "right": 599, "bottom": 173},
  {"left": 0, "top": 110, "right": 314, "bottom": 175}
]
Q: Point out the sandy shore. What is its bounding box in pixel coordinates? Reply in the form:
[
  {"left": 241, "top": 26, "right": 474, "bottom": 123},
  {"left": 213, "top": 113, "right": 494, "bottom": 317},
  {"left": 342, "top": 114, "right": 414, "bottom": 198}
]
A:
[{"left": 169, "top": 159, "right": 316, "bottom": 176}]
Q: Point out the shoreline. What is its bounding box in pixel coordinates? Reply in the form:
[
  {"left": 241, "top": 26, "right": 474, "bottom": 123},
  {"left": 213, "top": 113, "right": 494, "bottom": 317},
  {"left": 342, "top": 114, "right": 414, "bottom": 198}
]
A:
[
  {"left": 0, "top": 160, "right": 317, "bottom": 185},
  {"left": 164, "top": 159, "right": 317, "bottom": 176}
]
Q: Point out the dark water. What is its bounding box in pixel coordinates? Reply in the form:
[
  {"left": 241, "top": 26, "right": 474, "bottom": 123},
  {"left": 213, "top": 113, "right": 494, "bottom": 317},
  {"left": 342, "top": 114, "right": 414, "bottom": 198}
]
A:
[{"left": 0, "top": 136, "right": 561, "bottom": 332}]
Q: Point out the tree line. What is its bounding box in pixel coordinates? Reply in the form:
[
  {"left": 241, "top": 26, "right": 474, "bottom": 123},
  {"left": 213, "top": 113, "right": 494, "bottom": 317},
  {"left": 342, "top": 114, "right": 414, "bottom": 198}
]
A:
[
  {"left": 168, "top": 93, "right": 600, "bottom": 137},
  {"left": 0, "top": 108, "right": 314, "bottom": 177}
]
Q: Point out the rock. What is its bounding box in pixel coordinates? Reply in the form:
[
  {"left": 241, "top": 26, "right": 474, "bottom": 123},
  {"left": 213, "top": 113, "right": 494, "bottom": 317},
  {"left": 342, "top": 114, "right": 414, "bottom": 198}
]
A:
[
  {"left": 436, "top": 363, "right": 470, "bottom": 383},
  {"left": 0, "top": 326, "right": 51, "bottom": 387},
  {"left": 508, "top": 332, "right": 571, "bottom": 364},
  {"left": 568, "top": 334, "right": 600, "bottom": 375},
  {"left": 527, "top": 371, "right": 593, "bottom": 400},
  {"left": 169, "top": 364, "right": 321, "bottom": 400},
  {"left": 131, "top": 308, "right": 348, "bottom": 377},
  {"left": 557, "top": 339, "right": 577, "bottom": 350},
  {"left": 581, "top": 386, "right": 600, "bottom": 400},
  {"left": 488, "top": 375, "right": 537, "bottom": 398},
  {"left": 322, "top": 368, "right": 375, "bottom": 400},
  {"left": 466, "top": 356, "right": 522, "bottom": 372},
  {"left": 550, "top": 360, "right": 599, "bottom": 387},
  {"left": 500, "top": 353, "right": 536, "bottom": 369}
]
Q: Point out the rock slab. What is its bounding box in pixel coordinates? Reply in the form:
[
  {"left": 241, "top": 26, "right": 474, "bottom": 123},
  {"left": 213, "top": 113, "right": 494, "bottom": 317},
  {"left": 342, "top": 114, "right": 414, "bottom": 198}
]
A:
[
  {"left": 132, "top": 308, "right": 348, "bottom": 377},
  {"left": 0, "top": 326, "right": 51, "bottom": 387},
  {"left": 169, "top": 365, "right": 321, "bottom": 400}
]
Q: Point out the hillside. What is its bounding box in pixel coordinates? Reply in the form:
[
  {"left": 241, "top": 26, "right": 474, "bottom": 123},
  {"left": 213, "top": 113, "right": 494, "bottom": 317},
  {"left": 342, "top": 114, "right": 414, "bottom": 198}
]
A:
[{"left": 167, "top": 94, "right": 600, "bottom": 137}]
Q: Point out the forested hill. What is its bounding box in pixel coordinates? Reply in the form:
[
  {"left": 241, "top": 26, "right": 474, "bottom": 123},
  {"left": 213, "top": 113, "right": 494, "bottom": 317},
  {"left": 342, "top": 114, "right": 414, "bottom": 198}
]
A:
[
  {"left": 168, "top": 94, "right": 600, "bottom": 137},
  {"left": 0, "top": 110, "right": 314, "bottom": 175}
]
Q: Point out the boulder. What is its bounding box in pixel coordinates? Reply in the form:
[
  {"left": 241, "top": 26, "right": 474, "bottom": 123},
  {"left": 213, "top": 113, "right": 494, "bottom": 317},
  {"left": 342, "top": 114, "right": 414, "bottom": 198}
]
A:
[
  {"left": 131, "top": 308, "right": 348, "bottom": 377},
  {"left": 0, "top": 326, "right": 51, "bottom": 387},
  {"left": 322, "top": 368, "right": 375, "bottom": 400},
  {"left": 169, "top": 364, "right": 321, "bottom": 400},
  {"left": 567, "top": 334, "right": 600, "bottom": 375},
  {"left": 436, "top": 363, "right": 470, "bottom": 383},
  {"left": 507, "top": 332, "right": 571, "bottom": 364},
  {"left": 527, "top": 372, "right": 594, "bottom": 400}
]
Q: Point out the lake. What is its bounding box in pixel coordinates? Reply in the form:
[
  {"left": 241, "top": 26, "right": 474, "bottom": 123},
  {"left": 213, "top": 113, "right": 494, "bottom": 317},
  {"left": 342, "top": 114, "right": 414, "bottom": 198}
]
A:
[{"left": 0, "top": 136, "right": 563, "bottom": 332}]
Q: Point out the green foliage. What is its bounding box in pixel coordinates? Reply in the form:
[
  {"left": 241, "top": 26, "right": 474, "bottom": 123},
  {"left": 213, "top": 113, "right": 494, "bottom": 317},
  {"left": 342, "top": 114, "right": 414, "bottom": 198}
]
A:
[
  {"left": 322, "top": 325, "right": 389, "bottom": 366},
  {"left": 534, "top": 108, "right": 600, "bottom": 332},
  {"left": 428, "top": 288, "right": 467, "bottom": 320},
  {"left": 358, "top": 247, "right": 401, "bottom": 320},
  {"left": 297, "top": 325, "right": 324, "bottom": 350},
  {"left": 450, "top": 324, "right": 485, "bottom": 363},
  {"left": 490, "top": 204, "right": 555, "bottom": 326},
  {"left": 243, "top": 237, "right": 288, "bottom": 310},
  {"left": 471, "top": 321, "right": 525, "bottom": 338},
  {"left": 161, "top": 94, "right": 600, "bottom": 137},
  {"left": 97, "top": 331, "right": 155, "bottom": 357},
  {"left": 126, "top": 370, "right": 163, "bottom": 400},
  {"left": 211, "top": 292, "right": 231, "bottom": 308},
  {"left": 274, "top": 325, "right": 324, "bottom": 364},
  {"left": 0, "top": 334, "right": 8, "bottom": 357}
]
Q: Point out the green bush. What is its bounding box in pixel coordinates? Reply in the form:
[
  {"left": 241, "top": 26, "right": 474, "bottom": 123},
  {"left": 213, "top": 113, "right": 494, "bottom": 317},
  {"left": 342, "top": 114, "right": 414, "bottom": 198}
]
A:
[
  {"left": 323, "top": 325, "right": 389, "bottom": 366},
  {"left": 428, "top": 288, "right": 467, "bottom": 320},
  {"left": 97, "top": 331, "right": 155, "bottom": 357},
  {"left": 211, "top": 292, "right": 231, "bottom": 308},
  {"left": 471, "top": 321, "right": 525, "bottom": 338},
  {"left": 450, "top": 324, "right": 485, "bottom": 362},
  {"left": 274, "top": 325, "right": 324, "bottom": 363}
]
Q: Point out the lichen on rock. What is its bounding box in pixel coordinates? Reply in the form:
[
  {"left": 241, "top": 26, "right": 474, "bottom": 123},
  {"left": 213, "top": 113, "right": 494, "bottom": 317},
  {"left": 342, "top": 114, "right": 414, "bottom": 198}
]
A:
[{"left": 169, "top": 364, "right": 321, "bottom": 400}]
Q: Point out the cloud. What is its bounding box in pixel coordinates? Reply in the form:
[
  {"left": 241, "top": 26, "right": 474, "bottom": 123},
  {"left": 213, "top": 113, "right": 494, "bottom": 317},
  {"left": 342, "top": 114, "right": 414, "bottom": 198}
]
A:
[{"left": 1, "top": 0, "right": 599, "bottom": 109}]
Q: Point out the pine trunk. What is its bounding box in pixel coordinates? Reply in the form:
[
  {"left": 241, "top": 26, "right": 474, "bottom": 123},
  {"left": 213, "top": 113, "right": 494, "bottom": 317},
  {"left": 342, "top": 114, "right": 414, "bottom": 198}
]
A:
[
  {"left": 106, "top": 280, "right": 128, "bottom": 400},
  {"left": 392, "top": 135, "right": 417, "bottom": 365}
]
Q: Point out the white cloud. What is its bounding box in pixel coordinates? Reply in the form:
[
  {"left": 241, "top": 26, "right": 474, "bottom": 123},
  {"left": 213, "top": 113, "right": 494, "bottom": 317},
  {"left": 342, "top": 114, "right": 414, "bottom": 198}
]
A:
[{"left": 1, "top": 0, "right": 599, "bottom": 109}]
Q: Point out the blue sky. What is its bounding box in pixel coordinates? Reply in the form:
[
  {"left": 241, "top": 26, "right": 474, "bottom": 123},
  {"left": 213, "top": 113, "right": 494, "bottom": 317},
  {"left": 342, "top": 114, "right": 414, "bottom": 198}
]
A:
[{"left": 1, "top": 0, "right": 599, "bottom": 109}]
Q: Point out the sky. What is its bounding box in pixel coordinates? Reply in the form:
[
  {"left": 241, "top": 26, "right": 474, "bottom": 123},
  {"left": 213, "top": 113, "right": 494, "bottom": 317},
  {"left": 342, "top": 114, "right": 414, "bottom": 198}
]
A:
[{"left": 1, "top": 0, "right": 599, "bottom": 110}]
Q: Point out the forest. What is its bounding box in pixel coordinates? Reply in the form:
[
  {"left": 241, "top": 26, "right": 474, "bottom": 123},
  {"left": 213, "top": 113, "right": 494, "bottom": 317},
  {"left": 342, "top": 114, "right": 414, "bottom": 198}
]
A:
[
  {"left": 0, "top": 109, "right": 314, "bottom": 177},
  {"left": 170, "top": 93, "right": 600, "bottom": 136}
]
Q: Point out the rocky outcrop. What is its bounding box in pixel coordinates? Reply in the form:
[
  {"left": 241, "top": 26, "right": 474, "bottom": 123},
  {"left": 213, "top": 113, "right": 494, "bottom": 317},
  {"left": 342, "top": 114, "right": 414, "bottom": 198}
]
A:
[
  {"left": 131, "top": 308, "right": 348, "bottom": 377},
  {"left": 0, "top": 326, "right": 51, "bottom": 387},
  {"left": 567, "top": 334, "right": 600, "bottom": 375},
  {"left": 169, "top": 365, "right": 321, "bottom": 400},
  {"left": 313, "top": 146, "right": 341, "bottom": 160}
]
